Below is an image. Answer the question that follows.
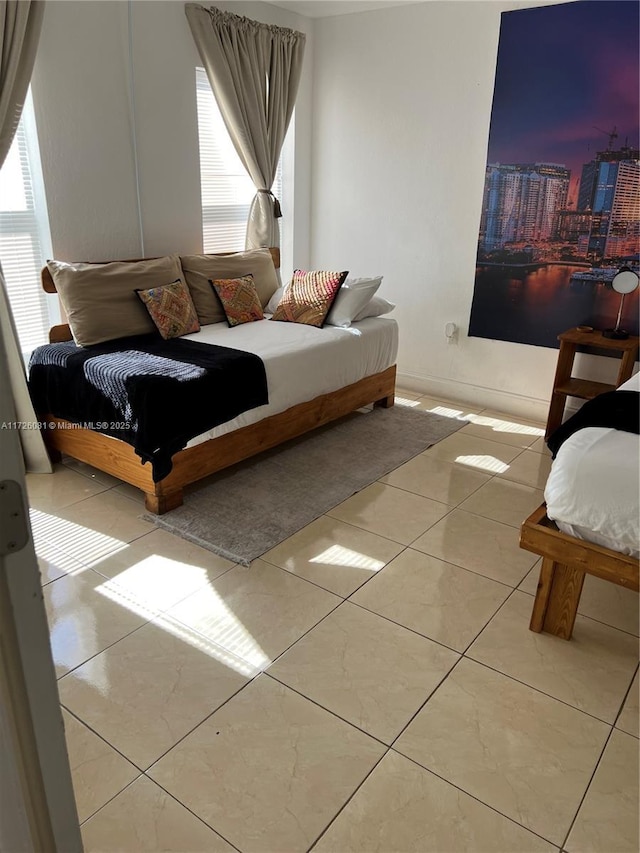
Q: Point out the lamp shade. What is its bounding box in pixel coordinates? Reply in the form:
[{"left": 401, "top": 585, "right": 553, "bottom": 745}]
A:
[
  {"left": 611, "top": 268, "right": 639, "bottom": 295},
  {"left": 603, "top": 267, "right": 639, "bottom": 340}
]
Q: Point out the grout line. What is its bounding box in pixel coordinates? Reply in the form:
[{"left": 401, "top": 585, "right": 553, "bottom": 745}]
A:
[
  {"left": 61, "top": 704, "right": 144, "bottom": 776},
  {"left": 139, "top": 776, "right": 242, "bottom": 852},
  {"left": 407, "top": 541, "right": 534, "bottom": 589},
  {"left": 611, "top": 661, "right": 639, "bottom": 734},
  {"left": 375, "top": 469, "right": 493, "bottom": 509},
  {"left": 75, "top": 772, "right": 144, "bottom": 828},
  {"left": 387, "top": 655, "right": 466, "bottom": 748},
  {"left": 321, "top": 508, "right": 427, "bottom": 547},
  {"left": 462, "top": 652, "right": 622, "bottom": 728},
  {"left": 306, "top": 747, "right": 391, "bottom": 851},
  {"left": 389, "top": 747, "right": 562, "bottom": 850},
  {"left": 559, "top": 723, "right": 617, "bottom": 851},
  {"left": 56, "top": 617, "right": 154, "bottom": 684},
  {"left": 264, "top": 672, "right": 390, "bottom": 748},
  {"left": 345, "top": 597, "right": 463, "bottom": 657}
]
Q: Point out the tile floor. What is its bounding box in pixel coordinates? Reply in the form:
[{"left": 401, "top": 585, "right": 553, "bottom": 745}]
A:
[{"left": 28, "top": 389, "right": 639, "bottom": 853}]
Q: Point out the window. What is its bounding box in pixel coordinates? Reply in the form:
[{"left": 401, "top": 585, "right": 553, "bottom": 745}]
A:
[
  {"left": 195, "top": 67, "right": 282, "bottom": 252},
  {"left": 0, "top": 89, "right": 54, "bottom": 355}
]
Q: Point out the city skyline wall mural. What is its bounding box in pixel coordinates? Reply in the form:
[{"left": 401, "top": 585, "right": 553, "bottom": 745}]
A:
[{"left": 468, "top": 0, "right": 640, "bottom": 350}]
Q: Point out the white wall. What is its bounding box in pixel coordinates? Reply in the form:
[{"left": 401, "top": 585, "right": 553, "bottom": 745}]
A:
[
  {"left": 30, "top": 0, "right": 314, "bottom": 281},
  {"left": 309, "top": 0, "right": 622, "bottom": 420},
  {"left": 28, "top": 0, "right": 627, "bottom": 419}
]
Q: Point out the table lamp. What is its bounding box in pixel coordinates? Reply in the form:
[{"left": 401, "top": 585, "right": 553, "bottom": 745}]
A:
[{"left": 602, "top": 267, "right": 639, "bottom": 340}]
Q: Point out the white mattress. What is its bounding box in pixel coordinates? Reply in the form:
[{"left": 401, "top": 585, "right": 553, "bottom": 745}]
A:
[
  {"left": 181, "top": 316, "right": 398, "bottom": 447},
  {"left": 544, "top": 372, "right": 640, "bottom": 557}
]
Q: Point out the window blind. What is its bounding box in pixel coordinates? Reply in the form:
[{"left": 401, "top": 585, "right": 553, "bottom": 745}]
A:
[
  {"left": 195, "top": 67, "right": 282, "bottom": 252},
  {"left": 0, "top": 99, "right": 52, "bottom": 356}
]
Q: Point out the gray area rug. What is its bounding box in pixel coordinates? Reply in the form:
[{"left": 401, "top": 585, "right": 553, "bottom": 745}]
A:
[{"left": 145, "top": 405, "right": 466, "bottom": 565}]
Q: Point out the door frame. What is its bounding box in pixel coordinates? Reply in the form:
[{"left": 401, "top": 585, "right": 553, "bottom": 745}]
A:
[{"left": 0, "top": 325, "right": 82, "bottom": 851}]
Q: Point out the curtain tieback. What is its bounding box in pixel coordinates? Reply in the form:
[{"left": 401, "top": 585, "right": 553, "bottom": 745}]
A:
[{"left": 257, "top": 189, "right": 282, "bottom": 219}]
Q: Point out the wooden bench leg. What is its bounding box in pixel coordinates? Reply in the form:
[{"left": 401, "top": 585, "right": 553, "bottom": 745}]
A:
[
  {"left": 47, "top": 447, "right": 62, "bottom": 464},
  {"left": 42, "top": 430, "right": 62, "bottom": 463},
  {"left": 144, "top": 489, "right": 183, "bottom": 515},
  {"left": 529, "top": 557, "right": 585, "bottom": 640}
]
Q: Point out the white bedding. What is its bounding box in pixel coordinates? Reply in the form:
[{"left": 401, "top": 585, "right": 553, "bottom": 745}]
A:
[
  {"left": 181, "top": 316, "right": 398, "bottom": 447},
  {"left": 544, "top": 372, "right": 640, "bottom": 557}
]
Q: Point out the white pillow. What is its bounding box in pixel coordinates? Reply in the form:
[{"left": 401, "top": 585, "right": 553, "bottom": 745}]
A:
[
  {"left": 325, "top": 276, "right": 382, "bottom": 327},
  {"left": 353, "top": 294, "right": 395, "bottom": 322},
  {"left": 265, "top": 285, "right": 285, "bottom": 315}
]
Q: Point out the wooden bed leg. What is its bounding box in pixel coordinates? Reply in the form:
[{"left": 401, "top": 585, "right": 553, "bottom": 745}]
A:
[
  {"left": 46, "top": 447, "right": 62, "bottom": 464},
  {"left": 144, "top": 489, "right": 183, "bottom": 515},
  {"left": 374, "top": 394, "right": 395, "bottom": 409},
  {"left": 529, "top": 557, "right": 585, "bottom": 640}
]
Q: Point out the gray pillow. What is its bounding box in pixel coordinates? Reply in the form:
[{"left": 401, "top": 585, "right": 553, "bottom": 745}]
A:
[
  {"left": 48, "top": 255, "right": 184, "bottom": 347},
  {"left": 180, "top": 248, "right": 279, "bottom": 326}
]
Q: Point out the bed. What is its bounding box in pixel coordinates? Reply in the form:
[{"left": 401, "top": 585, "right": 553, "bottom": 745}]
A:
[
  {"left": 33, "top": 250, "right": 398, "bottom": 513},
  {"left": 520, "top": 374, "right": 639, "bottom": 639}
]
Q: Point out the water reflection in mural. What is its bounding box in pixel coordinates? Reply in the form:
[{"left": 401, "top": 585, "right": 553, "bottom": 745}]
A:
[{"left": 473, "top": 265, "right": 639, "bottom": 349}]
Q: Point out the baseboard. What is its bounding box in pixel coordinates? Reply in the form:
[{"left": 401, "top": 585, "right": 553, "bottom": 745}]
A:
[{"left": 396, "top": 370, "right": 551, "bottom": 423}]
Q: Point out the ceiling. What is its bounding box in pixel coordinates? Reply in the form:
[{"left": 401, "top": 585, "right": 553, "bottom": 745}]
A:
[{"left": 266, "top": 1, "right": 424, "bottom": 19}]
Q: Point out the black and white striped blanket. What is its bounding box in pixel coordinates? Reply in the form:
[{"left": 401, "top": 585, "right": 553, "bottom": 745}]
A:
[{"left": 28, "top": 334, "right": 268, "bottom": 481}]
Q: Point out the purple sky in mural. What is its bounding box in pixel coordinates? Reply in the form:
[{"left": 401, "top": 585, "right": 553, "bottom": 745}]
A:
[{"left": 486, "top": 0, "right": 640, "bottom": 206}]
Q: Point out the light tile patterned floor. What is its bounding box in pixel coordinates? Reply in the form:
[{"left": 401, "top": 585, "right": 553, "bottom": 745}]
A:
[{"left": 29, "top": 389, "right": 639, "bottom": 852}]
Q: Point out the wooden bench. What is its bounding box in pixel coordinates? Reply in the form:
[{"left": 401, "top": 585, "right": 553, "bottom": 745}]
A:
[{"left": 520, "top": 503, "right": 639, "bottom": 640}]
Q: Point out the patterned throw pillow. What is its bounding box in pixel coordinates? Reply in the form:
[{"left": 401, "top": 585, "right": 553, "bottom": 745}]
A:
[
  {"left": 210, "top": 275, "right": 264, "bottom": 327},
  {"left": 271, "top": 269, "right": 348, "bottom": 327},
  {"left": 136, "top": 279, "right": 200, "bottom": 339}
]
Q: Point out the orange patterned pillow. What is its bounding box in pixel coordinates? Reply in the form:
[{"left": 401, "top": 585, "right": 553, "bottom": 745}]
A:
[
  {"left": 136, "top": 279, "right": 200, "bottom": 339},
  {"left": 271, "top": 269, "right": 348, "bottom": 327},
  {"left": 210, "top": 275, "right": 264, "bottom": 327}
]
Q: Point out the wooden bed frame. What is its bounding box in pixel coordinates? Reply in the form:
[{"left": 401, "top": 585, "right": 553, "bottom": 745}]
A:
[
  {"left": 520, "top": 504, "right": 639, "bottom": 640},
  {"left": 39, "top": 249, "right": 397, "bottom": 514}
]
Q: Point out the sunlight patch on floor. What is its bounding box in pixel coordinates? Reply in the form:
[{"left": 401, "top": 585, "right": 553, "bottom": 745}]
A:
[
  {"left": 395, "top": 396, "right": 421, "bottom": 407},
  {"left": 102, "top": 555, "right": 210, "bottom": 612},
  {"left": 30, "top": 510, "right": 128, "bottom": 565},
  {"left": 466, "top": 414, "right": 544, "bottom": 437},
  {"left": 424, "top": 404, "right": 473, "bottom": 420},
  {"left": 454, "top": 454, "right": 510, "bottom": 474},
  {"left": 96, "top": 571, "right": 268, "bottom": 678},
  {"left": 35, "top": 540, "right": 87, "bottom": 576},
  {"left": 310, "top": 544, "right": 385, "bottom": 572}
]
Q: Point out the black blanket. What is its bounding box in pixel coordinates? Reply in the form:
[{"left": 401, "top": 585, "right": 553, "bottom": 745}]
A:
[
  {"left": 28, "top": 335, "right": 268, "bottom": 482},
  {"left": 547, "top": 390, "right": 639, "bottom": 458}
]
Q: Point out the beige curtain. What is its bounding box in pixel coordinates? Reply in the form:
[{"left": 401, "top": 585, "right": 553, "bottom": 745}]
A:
[
  {"left": 0, "top": 0, "right": 50, "bottom": 473},
  {"left": 0, "top": 1, "right": 43, "bottom": 164},
  {"left": 185, "top": 3, "right": 305, "bottom": 249}
]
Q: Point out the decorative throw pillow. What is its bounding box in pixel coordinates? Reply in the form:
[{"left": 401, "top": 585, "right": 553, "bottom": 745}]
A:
[
  {"left": 136, "top": 279, "right": 200, "bottom": 339},
  {"left": 352, "top": 294, "right": 396, "bottom": 322},
  {"left": 180, "top": 249, "right": 279, "bottom": 325},
  {"left": 210, "top": 275, "right": 264, "bottom": 327},
  {"left": 326, "top": 276, "right": 383, "bottom": 327},
  {"left": 271, "top": 269, "right": 348, "bottom": 328}
]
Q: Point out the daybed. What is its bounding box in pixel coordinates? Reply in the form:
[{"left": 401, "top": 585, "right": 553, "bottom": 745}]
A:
[
  {"left": 31, "top": 248, "right": 398, "bottom": 514},
  {"left": 520, "top": 372, "right": 639, "bottom": 640}
]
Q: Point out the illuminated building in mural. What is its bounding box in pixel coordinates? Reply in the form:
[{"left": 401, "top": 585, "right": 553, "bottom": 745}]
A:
[
  {"left": 553, "top": 210, "right": 593, "bottom": 243},
  {"left": 479, "top": 163, "right": 570, "bottom": 251},
  {"left": 576, "top": 147, "right": 640, "bottom": 260}
]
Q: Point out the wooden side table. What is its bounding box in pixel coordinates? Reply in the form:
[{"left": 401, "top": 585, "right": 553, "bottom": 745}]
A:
[{"left": 545, "top": 327, "right": 639, "bottom": 439}]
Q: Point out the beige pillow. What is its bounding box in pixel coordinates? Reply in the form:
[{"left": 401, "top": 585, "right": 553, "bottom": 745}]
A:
[
  {"left": 48, "top": 255, "right": 185, "bottom": 347},
  {"left": 180, "top": 248, "right": 279, "bottom": 326}
]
